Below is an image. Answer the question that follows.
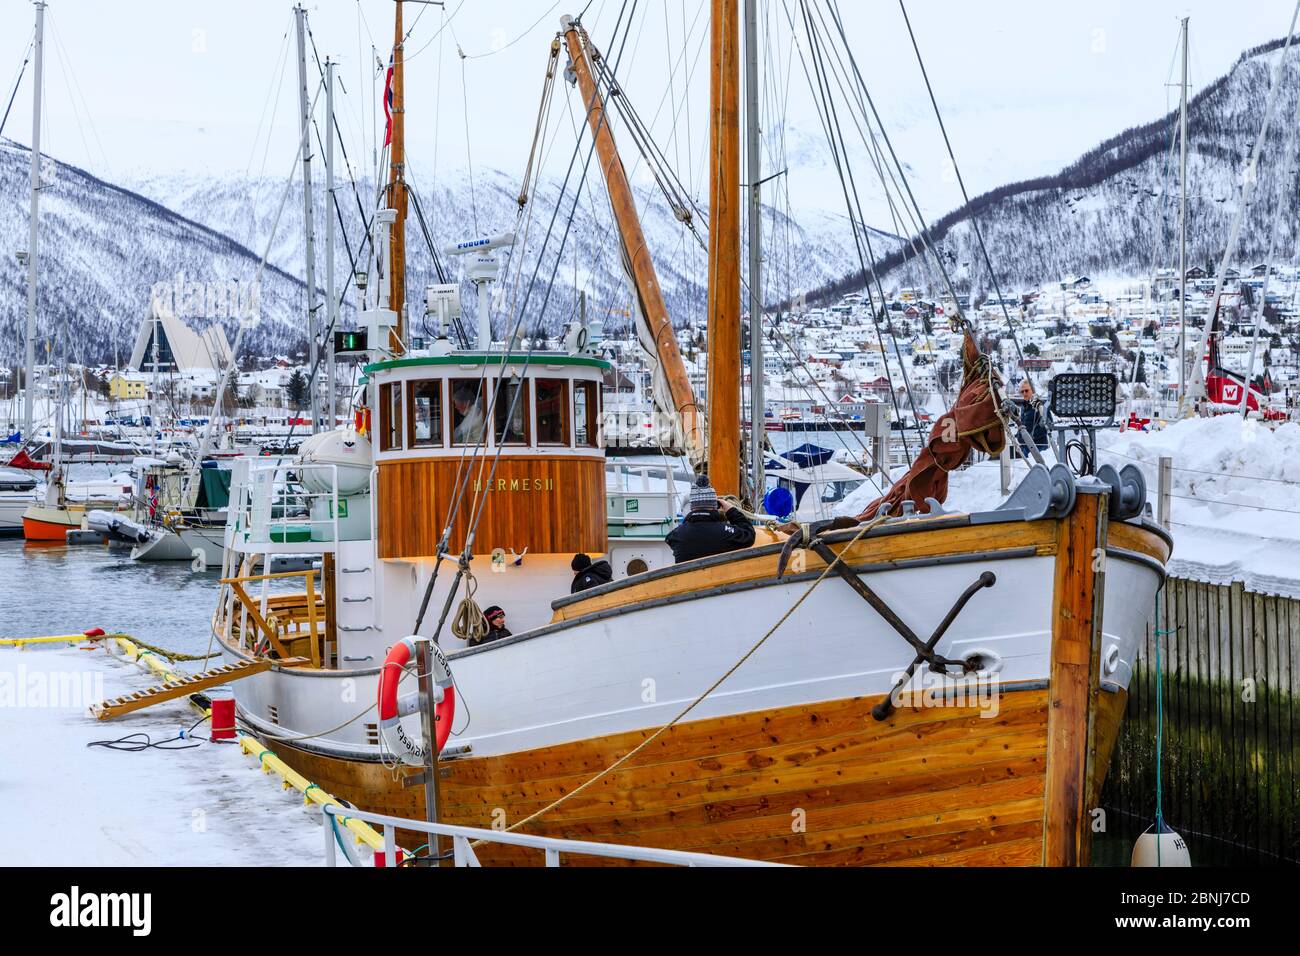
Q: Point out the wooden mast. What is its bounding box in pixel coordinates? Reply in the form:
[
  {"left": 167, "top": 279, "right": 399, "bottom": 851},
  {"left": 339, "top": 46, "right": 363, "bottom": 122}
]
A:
[
  {"left": 560, "top": 17, "right": 703, "bottom": 463},
  {"left": 707, "top": 0, "right": 741, "bottom": 497},
  {"left": 388, "top": 1, "right": 408, "bottom": 355}
]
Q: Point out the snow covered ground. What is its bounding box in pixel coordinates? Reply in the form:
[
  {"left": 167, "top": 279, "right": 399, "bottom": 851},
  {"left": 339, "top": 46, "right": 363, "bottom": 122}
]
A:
[
  {"left": 839, "top": 415, "right": 1300, "bottom": 598},
  {"left": 0, "top": 642, "right": 326, "bottom": 866},
  {"left": 1097, "top": 416, "right": 1300, "bottom": 598}
]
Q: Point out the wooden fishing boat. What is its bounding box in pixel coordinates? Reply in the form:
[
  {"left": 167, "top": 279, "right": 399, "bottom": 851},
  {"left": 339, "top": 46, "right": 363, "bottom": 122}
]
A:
[{"left": 213, "top": 2, "right": 1170, "bottom": 867}]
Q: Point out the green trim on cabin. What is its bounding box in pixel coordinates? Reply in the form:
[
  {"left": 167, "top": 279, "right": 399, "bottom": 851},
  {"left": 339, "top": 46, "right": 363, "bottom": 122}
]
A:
[{"left": 365, "top": 353, "right": 611, "bottom": 375}]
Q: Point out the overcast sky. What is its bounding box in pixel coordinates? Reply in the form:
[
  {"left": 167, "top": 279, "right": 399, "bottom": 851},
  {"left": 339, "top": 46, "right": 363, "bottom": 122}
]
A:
[{"left": 1, "top": 0, "right": 1296, "bottom": 219}]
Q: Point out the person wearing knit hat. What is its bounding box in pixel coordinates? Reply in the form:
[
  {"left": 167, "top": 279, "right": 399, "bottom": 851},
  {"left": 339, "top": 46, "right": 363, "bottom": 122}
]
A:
[
  {"left": 470, "top": 605, "right": 512, "bottom": 647},
  {"left": 688, "top": 476, "right": 719, "bottom": 512},
  {"left": 666, "top": 475, "right": 756, "bottom": 564},
  {"left": 570, "top": 552, "right": 614, "bottom": 594}
]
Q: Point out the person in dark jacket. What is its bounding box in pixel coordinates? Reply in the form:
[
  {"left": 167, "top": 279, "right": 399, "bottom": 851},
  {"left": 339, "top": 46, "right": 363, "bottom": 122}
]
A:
[
  {"left": 666, "top": 476, "right": 757, "bottom": 564},
  {"left": 1014, "top": 378, "right": 1050, "bottom": 455},
  {"left": 570, "top": 553, "right": 614, "bottom": 593},
  {"left": 470, "top": 605, "right": 512, "bottom": 647}
]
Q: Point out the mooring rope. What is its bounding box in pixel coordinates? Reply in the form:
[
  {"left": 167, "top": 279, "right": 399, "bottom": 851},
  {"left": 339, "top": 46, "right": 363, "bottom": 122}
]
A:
[{"left": 1153, "top": 587, "right": 1172, "bottom": 866}]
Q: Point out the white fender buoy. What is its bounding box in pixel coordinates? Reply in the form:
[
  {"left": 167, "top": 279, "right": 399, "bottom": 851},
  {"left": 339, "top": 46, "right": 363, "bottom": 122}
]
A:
[{"left": 1131, "top": 821, "right": 1191, "bottom": 867}]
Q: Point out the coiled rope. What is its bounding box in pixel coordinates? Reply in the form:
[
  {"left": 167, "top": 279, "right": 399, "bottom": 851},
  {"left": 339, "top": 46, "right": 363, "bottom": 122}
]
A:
[{"left": 449, "top": 573, "right": 488, "bottom": 645}]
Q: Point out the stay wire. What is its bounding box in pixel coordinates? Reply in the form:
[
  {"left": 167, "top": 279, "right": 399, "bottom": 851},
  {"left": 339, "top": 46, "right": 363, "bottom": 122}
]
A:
[{"left": 896, "top": 0, "right": 1025, "bottom": 367}]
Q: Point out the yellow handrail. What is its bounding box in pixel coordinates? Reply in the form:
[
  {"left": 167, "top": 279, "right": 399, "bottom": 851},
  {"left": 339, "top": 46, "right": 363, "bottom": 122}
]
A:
[
  {"left": 220, "top": 569, "right": 323, "bottom": 585},
  {"left": 0, "top": 628, "right": 109, "bottom": 648}
]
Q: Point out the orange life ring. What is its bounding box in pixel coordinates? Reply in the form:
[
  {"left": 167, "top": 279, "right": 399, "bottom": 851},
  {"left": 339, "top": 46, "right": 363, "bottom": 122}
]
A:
[{"left": 377, "top": 637, "right": 455, "bottom": 766}]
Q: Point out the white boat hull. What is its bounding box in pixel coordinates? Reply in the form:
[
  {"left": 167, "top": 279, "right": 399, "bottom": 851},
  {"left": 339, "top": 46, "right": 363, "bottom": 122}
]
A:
[
  {"left": 0, "top": 494, "right": 36, "bottom": 536},
  {"left": 221, "top": 521, "right": 1163, "bottom": 762},
  {"left": 131, "top": 528, "right": 199, "bottom": 562}
]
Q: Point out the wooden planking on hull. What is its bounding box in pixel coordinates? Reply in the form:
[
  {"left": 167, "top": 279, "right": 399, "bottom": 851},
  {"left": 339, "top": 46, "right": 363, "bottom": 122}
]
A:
[
  {"left": 265, "top": 685, "right": 1128, "bottom": 866},
  {"left": 439, "top": 686, "right": 1050, "bottom": 791}
]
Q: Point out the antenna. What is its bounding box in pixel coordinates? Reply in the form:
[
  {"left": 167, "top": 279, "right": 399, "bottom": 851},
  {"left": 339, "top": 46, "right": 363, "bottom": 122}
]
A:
[{"left": 444, "top": 232, "right": 516, "bottom": 350}]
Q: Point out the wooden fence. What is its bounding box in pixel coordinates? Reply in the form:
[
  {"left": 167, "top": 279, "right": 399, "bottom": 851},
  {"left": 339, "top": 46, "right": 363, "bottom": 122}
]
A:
[{"left": 1097, "top": 577, "right": 1299, "bottom": 866}]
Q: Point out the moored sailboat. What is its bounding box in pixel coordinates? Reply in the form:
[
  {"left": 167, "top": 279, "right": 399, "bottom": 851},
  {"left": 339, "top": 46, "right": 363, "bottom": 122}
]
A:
[{"left": 213, "top": 2, "right": 1170, "bottom": 867}]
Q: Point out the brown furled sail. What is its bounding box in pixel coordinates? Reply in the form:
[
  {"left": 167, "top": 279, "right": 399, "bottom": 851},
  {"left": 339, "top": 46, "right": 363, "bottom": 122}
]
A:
[{"left": 857, "top": 330, "right": 1006, "bottom": 520}]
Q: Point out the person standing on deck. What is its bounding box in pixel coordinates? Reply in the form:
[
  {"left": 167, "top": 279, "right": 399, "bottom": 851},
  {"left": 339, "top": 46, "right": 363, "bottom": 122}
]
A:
[
  {"left": 666, "top": 476, "right": 756, "bottom": 564},
  {"left": 1014, "top": 379, "right": 1050, "bottom": 455},
  {"left": 570, "top": 553, "right": 614, "bottom": 593}
]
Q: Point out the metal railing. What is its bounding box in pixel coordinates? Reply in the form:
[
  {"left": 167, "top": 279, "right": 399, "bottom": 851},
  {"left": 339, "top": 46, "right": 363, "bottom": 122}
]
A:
[
  {"left": 228, "top": 458, "right": 341, "bottom": 552},
  {"left": 605, "top": 460, "right": 683, "bottom": 533},
  {"left": 321, "top": 804, "right": 787, "bottom": 868}
]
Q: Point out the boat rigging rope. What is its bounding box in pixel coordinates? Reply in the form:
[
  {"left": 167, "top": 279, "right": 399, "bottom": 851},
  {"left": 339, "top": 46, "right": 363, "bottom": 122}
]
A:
[
  {"left": 0, "top": 33, "right": 33, "bottom": 139},
  {"left": 413, "top": 4, "right": 637, "bottom": 587},
  {"left": 518, "top": 40, "right": 563, "bottom": 208},
  {"left": 1153, "top": 587, "right": 1171, "bottom": 864},
  {"left": 449, "top": 573, "right": 488, "bottom": 645},
  {"left": 476, "top": 514, "right": 886, "bottom": 846},
  {"left": 455, "top": 6, "right": 640, "bottom": 556},
  {"left": 895, "top": 0, "right": 1026, "bottom": 369},
  {"left": 782, "top": 0, "right": 922, "bottom": 461}
]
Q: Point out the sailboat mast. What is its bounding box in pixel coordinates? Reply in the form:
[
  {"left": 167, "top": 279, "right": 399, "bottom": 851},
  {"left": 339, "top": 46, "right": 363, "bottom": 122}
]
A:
[
  {"left": 1177, "top": 17, "right": 1188, "bottom": 409},
  {"left": 294, "top": 5, "right": 321, "bottom": 433},
  {"left": 23, "top": 1, "right": 45, "bottom": 443},
  {"left": 708, "top": 0, "right": 742, "bottom": 498},
  {"left": 325, "top": 57, "right": 337, "bottom": 428},
  {"left": 388, "top": 1, "right": 408, "bottom": 355},
  {"left": 560, "top": 16, "right": 703, "bottom": 463},
  {"left": 744, "top": 0, "right": 764, "bottom": 501}
]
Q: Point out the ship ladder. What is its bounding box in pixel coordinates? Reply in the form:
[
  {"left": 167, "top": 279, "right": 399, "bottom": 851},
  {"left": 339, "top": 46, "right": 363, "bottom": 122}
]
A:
[{"left": 90, "top": 657, "right": 309, "bottom": 721}]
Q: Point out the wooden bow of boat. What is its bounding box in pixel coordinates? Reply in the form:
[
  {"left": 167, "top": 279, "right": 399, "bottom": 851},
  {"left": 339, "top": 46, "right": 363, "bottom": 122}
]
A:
[{"left": 220, "top": 489, "right": 1169, "bottom": 867}]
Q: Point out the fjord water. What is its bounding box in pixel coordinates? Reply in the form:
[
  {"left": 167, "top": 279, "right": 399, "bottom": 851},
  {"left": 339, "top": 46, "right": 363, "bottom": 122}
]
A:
[{"left": 0, "top": 538, "right": 221, "bottom": 656}]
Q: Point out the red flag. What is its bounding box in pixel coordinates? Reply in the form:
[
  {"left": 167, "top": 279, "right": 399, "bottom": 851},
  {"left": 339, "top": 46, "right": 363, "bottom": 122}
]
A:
[{"left": 383, "top": 57, "right": 394, "bottom": 146}]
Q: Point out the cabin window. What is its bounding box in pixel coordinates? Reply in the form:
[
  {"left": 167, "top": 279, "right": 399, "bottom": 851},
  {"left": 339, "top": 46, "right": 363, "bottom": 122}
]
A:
[
  {"left": 379, "top": 382, "right": 403, "bottom": 452},
  {"left": 450, "top": 379, "right": 487, "bottom": 445},
  {"left": 574, "top": 380, "right": 599, "bottom": 448},
  {"left": 536, "top": 379, "right": 568, "bottom": 446},
  {"left": 494, "top": 377, "right": 530, "bottom": 446},
  {"left": 409, "top": 380, "right": 444, "bottom": 448}
]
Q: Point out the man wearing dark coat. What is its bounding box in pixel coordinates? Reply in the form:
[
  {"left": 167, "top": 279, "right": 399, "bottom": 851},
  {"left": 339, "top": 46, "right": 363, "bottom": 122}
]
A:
[
  {"left": 570, "top": 553, "right": 614, "bottom": 593},
  {"left": 666, "top": 476, "right": 757, "bottom": 565}
]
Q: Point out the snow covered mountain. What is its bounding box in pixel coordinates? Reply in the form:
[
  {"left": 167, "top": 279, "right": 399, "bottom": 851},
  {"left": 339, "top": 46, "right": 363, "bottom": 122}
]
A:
[
  {"left": 121, "top": 162, "right": 893, "bottom": 346},
  {"left": 0, "top": 139, "right": 318, "bottom": 367},
  {"left": 0, "top": 131, "right": 886, "bottom": 367},
  {"left": 807, "top": 36, "right": 1300, "bottom": 302},
  {"left": 29, "top": 32, "right": 1300, "bottom": 364}
]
